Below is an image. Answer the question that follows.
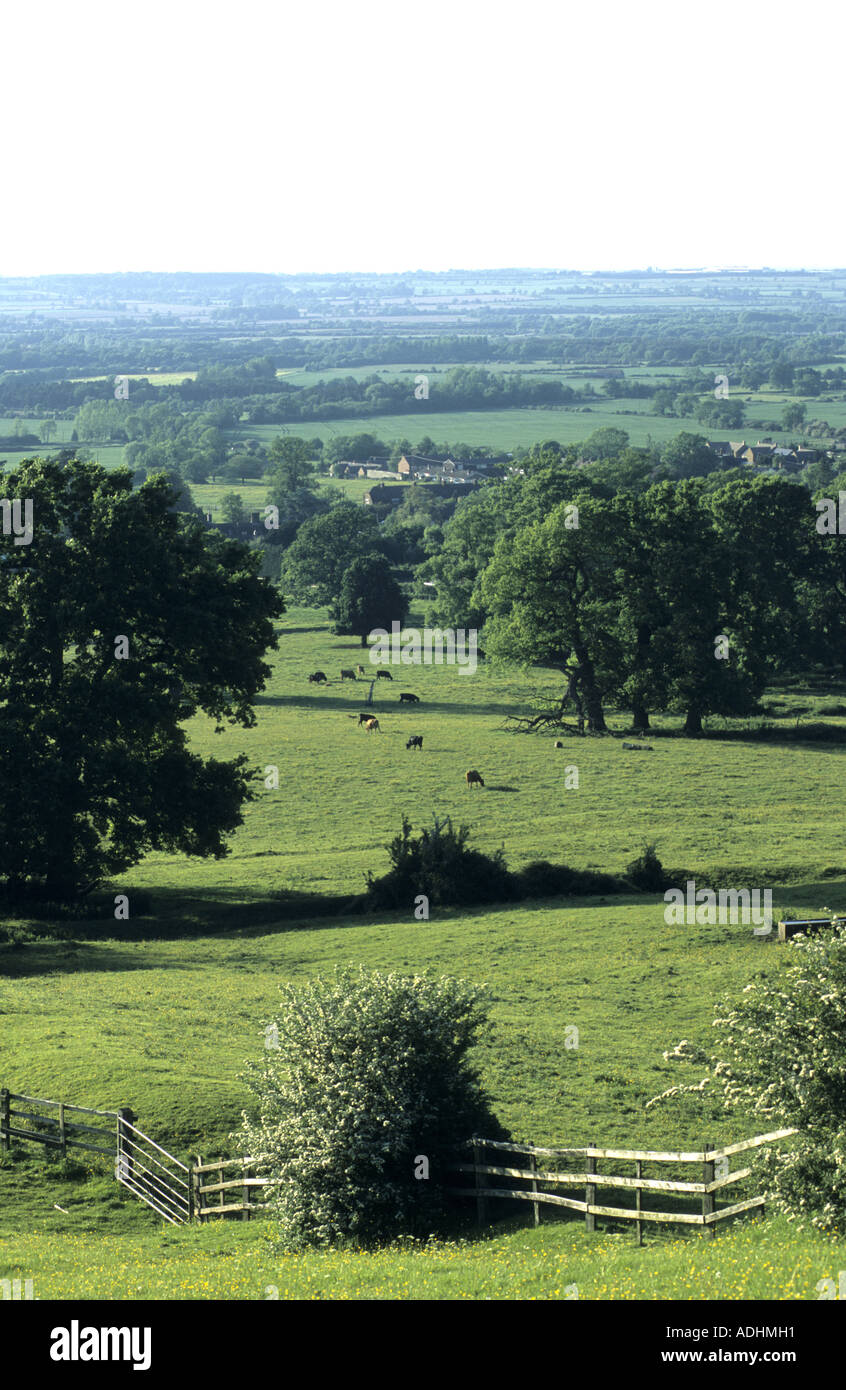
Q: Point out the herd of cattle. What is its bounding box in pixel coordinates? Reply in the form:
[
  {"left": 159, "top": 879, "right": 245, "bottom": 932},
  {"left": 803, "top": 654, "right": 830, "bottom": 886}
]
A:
[{"left": 306, "top": 666, "right": 484, "bottom": 787}]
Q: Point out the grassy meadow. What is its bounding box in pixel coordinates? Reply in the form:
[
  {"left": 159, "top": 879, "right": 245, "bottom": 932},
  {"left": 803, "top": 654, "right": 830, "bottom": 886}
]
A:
[{"left": 3, "top": 606, "right": 846, "bottom": 1297}]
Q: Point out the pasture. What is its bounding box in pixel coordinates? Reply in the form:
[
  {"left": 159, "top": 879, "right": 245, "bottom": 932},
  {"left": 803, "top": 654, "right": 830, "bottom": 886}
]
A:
[{"left": 2, "top": 605, "right": 846, "bottom": 1298}]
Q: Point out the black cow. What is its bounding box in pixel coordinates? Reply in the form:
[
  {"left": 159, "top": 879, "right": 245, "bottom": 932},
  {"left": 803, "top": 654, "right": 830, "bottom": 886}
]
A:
[
  {"left": 406, "top": 735, "right": 423, "bottom": 750},
  {"left": 375, "top": 669, "right": 393, "bottom": 680},
  {"left": 308, "top": 671, "right": 327, "bottom": 684},
  {"left": 399, "top": 692, "right": 420, "bottom": 704}
]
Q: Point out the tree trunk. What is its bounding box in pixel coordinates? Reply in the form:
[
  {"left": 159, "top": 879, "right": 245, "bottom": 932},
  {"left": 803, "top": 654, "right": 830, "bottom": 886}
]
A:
[
  {"left": 360, "top": 632, "right": 367, "bottom": 648},
  {"left": 565, "top": 651, "right": 607, "bottom": 733},
  {"left": 684, "top": 707, "right": 703, "bottom": 735},
  {"left": 631, "top": 703, "right": 650, "bottom": 731}
]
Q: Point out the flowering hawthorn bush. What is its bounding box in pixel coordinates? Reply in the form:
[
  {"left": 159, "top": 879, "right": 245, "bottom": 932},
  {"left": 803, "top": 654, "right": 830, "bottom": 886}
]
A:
[
  {"left": 236, "top": 966, "right": 506, "bottom": 1247},
  {"left": 649, "top": 922, "right": 846, "bottom": 1230}
]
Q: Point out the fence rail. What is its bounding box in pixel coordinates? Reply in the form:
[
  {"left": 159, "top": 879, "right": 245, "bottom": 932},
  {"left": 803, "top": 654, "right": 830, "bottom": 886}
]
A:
[
  {"left": 0, "top": 1089, "right": 117, "bottom": 1159},
  {"left": 1, "top": 1086, "right": 799, "bottom": 1239},
  {"left": 448, "top": 1129, "right": 797, "bottom": 1243}
]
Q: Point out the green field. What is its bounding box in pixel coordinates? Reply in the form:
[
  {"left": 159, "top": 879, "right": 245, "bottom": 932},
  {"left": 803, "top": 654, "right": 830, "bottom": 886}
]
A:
[
  {"left": 2, "top": 607, "right": 846, "bottom": 1298},
  {"left": 234, "top": 404, "right": 816, "bottom": 453}
]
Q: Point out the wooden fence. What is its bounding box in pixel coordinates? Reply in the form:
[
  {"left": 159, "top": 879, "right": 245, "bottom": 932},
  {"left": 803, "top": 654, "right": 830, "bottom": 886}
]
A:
[
  {"left": 0, "top": 1088, "right": 798, "bottom": 1238},
  {"left": 0, "top": 1089, "right": 117, "bottom": 1160},
  {"left": 449, "top": 1129, "right": 797, "bottom": 1243},
  {"left": 192, "top": 1155, "right": 285, "bottom": 1220},
  {"left": 0, "top": 1090, "right": 192, "bottom": 1225}
]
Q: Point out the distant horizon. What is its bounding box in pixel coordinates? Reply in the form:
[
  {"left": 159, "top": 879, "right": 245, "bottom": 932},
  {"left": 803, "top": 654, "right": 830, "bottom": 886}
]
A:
[{"left": 2, "top": 264, "right": 845, "bottom": 280}]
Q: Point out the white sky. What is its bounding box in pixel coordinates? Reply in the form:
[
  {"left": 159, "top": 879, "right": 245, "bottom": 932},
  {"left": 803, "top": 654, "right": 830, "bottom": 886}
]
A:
[{"left": 3, "top": 0, "right": 844, "bottom": 276}]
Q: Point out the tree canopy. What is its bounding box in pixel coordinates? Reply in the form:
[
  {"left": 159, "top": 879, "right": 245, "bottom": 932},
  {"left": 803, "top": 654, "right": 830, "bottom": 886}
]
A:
[{"left": 0, "top": 458, "right": 283, "bottom": 901}]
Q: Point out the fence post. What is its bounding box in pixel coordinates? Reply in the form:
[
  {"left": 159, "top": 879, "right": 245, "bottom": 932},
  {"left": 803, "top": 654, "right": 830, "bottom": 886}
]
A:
[
  {"left": 472, "top": 1137, "right": 487, "bottom": 1228},
  {"left": 0, "top": 1089, "right": 9, "bottom": 1152},
  {"left": 529, "top": 1144, "right": 540, "bottom": 1227},
  {"left": 703, "top": 1140, "right": 715, "bottom": 1238},
  {"left": 58, "top": 1103, "right": 67, "bottom": 1159},
  {"left": 585, "top": 1141, "right": 597, "bottom": 1233},
  {"left": 219, "top": 1160, "right": 225, "bottom": 1214},
  {"left": 196, "top": 1155, "right": 204, "bottom": 1223},
  {"left": 117, "top": 1107, "right": 135, "bottom": 1185},
  {"left": 187, "top": 1162, "right": 195, "bottom": 1223},
  {"left": 635, "top": 1159, "right": 643, "bottom": 1247},
  {"left": 243, "top": 1162, "right": 251, "bottom": 1221}
]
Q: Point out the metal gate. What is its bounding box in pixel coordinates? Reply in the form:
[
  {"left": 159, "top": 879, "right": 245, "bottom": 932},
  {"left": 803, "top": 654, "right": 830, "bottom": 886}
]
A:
[{"left": 115, "top": 1111, "right": 192, "bottom": 1225}]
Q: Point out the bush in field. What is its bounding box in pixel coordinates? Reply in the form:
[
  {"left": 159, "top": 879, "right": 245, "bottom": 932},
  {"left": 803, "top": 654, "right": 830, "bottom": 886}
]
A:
[
  {"left": 625, "top": 843, "right": 672, "bottom": 891},
  {"left": 365, "top": 816, "right": 514, "bottom": 910},
  {"left": 649, "top": 923, "right": 846, "bottom": 1230},
  {"left": 513, "top": 859, "right": 625, "bottom": 898},
  {"left": 236, "top": 966, "right": 504, "bottom": 1247}
]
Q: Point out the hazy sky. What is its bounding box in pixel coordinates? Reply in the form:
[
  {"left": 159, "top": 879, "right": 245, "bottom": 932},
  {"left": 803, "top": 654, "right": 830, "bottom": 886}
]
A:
[{"left": 4, "top": 0, "right": 842, "bottom": 276}]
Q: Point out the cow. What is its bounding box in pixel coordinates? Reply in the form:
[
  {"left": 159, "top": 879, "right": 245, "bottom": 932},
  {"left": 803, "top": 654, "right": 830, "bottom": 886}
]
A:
[
  {"left": 308, "top": 671, "right": 327, "bottom": 684},
  {"left": 364, "top": 717, "right": 381, "bottom": 733},
  {"left": 622, "top": 741, "right": 653, "bottom": 751},
  {"left": 376, "top": 669, "right": 393, "bottom": 680},
  {"left": 356, "top": 711, "right": 372, "bottom": 725},
  {"left": 356, "top": 664, "right": 366, "bottom": 677},
  {"left": 406, "top": 735, "right": 423, "bottom": 750},
  {"left": 340, "top": 668, "right": 356, "bottom": 681},
  {"left": 466, "top": 769, "right": 484, "bottom": 788},
  {"left": 554, "top": 739, "right": 563, "bottom": 749},
  {"left": 399, "top": 692, "right": 420, "bottom": 704}
]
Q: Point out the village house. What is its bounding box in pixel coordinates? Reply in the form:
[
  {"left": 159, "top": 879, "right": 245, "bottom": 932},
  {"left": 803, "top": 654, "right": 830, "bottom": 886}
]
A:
[
  {"left": 363, "top": 480, "right": 479, "bottom": 508},
  {"left": 396, "top": 453, "right": 497, "bottom": 482}
]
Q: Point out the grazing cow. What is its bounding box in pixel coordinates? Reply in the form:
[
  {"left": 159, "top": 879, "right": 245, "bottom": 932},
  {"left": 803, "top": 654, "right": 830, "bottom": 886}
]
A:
[
  {"left": 399, "top": 692, "right": 420, "bottom": 704},
  {"left": 308, "top": 671, "right": 327, "bottom": 684},
  {"left": 364, "top": 717, "right": 381, "bottom": 733},
  {"left": 466, "top": 769, "right": 484, "bottom": 788},
  {"left": 357, "top": 711, "right": 372, "bottom": 725},
  {"left": 554, "top": 739, "right": 563, "bottom": 749},
  {"left": 406, "top": 735, "right": 423, "bottom": 750},
  {"left": 376, "top": 669, "right": 393, "bottom": 680},
  {"left": 340, "top": 668, "right": 356, "bottom": 681},
  {"left": 622, "top": 742, "right": 653, "bottom": 751},
  {"left": 356, "top": 664, "right": 366, "bottom": 677}
]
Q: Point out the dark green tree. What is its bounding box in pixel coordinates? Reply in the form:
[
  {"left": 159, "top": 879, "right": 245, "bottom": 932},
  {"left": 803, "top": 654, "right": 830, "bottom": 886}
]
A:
[
  {"left": 267, "top": 435, "right": 315, "bottom": 491},
  {"left": 280, "top": 500, "right": 383, "bottom": 606},
  {"left": 0, "top": 459, "right": 283, "bottom": 902},
  {"left": 333, "top": 553, "right": 408, "bottom": 646}
]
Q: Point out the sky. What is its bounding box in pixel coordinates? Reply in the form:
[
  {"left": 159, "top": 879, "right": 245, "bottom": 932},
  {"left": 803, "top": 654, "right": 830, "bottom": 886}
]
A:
[{"left": 3, "top": 0, "right": 843, "bottom": 277}]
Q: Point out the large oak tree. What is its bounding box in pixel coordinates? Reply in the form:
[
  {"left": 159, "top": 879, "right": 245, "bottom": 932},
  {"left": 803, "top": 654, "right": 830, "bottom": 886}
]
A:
[{"left": 0, "top": 458, "right": 283, "bottom": 901}]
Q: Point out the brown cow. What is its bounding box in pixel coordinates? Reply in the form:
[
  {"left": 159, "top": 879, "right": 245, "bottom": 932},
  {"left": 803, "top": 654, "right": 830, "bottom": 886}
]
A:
[
  {"left": 356, "top": 664, "right": 366, "bottom": 677},
  {"left": 466, "top": 769, "right": 484, "bottom": 788},
  {"left": 364, "top": 717, "right": 381, "bottom": 733}
]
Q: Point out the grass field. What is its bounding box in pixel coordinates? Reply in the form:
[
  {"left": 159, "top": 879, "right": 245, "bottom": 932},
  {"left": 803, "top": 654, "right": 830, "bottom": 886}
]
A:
[{"left": 2, "top": 607, "right": 846, "bottom": 1297}]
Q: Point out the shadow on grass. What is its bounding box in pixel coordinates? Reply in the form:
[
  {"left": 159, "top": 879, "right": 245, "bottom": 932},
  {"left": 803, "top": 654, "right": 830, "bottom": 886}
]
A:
[
  {"left": 256, "top": 692, "right": 523, "bottom": 718},
  {"left": 4, "top": 876, "right": 846, "bottom": 977},
  {"left": 646, "top": 722, "right": 846, "bottom": 747}
]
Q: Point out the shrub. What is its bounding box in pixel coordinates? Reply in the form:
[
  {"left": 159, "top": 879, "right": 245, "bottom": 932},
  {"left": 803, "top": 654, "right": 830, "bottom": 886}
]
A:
[
  {"left": 650, "top": 923, "right": 846, "bottom": 1230},
  {"left": 365, "top": 816, "right": 514, "bottom": 910},
  {"left": 235, "top": 966, "right": 506, "bottom": 1247},
  {"left": 625, "top": 843, "right": 671, "bottom": 891},
  {"left": 513, "top": 860, "right": 624, "bottom": 898}
]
